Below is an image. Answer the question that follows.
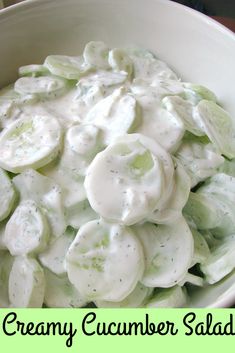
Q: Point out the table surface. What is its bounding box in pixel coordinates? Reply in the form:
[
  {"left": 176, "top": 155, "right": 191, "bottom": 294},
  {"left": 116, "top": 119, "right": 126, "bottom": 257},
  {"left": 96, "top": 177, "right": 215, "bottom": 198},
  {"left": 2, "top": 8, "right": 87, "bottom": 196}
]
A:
[{"left": 212, "top": 16, "right": 235, "bottom": 32}]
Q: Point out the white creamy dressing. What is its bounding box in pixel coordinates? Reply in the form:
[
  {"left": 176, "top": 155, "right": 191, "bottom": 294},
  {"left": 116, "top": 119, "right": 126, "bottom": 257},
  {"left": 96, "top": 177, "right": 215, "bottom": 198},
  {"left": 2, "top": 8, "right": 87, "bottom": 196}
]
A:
[
  {"left": 131, "top": 84, "right": 185, "bottom": 152},
  {"left": 85, "top": 134, "right": 174, "bottom": 225},
  {"left": 1, "top": 68, "right": 184, "bottom": 144},
  {"left": 0, "top": 41, "right": 233, "bottom": 308},
  {"left": 66, "top": 219, "right": 145, "bottom": 301}
]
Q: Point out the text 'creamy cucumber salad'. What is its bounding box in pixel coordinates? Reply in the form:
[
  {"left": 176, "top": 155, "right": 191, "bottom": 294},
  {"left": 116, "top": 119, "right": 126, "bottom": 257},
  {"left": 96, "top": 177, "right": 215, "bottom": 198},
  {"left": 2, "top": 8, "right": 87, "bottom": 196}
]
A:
[{"left": 0, "top": 41, "right": 235, "bottom": 308}]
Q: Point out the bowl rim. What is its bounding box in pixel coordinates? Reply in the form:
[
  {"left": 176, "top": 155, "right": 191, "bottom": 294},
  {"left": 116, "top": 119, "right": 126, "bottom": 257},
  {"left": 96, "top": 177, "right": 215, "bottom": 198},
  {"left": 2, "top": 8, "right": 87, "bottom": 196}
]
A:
[{"left": 0, "top": 0, "right": 234, "bottom": 40}]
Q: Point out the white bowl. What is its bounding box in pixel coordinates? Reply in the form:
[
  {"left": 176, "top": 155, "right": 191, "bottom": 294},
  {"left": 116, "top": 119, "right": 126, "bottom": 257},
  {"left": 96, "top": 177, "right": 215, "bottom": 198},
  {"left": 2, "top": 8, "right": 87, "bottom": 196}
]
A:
[{"left": 0, "top": 0, "right": 235, "bottom": 307}]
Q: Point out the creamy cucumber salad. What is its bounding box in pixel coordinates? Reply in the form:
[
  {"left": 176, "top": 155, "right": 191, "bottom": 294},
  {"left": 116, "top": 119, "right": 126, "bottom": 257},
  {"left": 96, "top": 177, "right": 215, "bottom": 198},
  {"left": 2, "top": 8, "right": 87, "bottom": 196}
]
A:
[{"left": 0, "top": 41, "right": 235, "bottom": 308}]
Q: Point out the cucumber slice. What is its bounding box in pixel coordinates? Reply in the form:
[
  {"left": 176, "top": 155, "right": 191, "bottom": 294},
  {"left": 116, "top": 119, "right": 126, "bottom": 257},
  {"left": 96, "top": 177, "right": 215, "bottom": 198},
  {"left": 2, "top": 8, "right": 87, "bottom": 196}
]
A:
[
  {"left": 78, "top": 70, "right": 128, "bottom": 87},
  {"left": 182, "top": 83, "right": 217, "bottom": 105},
  {"left": 0, "top": 85, "right": 19, "bottom": 100},
  {"left": 65, "top": 199, "right": 97, "bottom": 229},
  {"left": 126, "top": 47, "right": 155, "bottom": 60},
  {"left": 44, "top": 126, "right": 104, "bottom": 204},
  {"left": 145, "top": 286, "right": 187, "bottom": 308},
  {"left": 134, "top": 218, "right": 194, "bottom": 288},
  {"left": 66, "top": 124, "right": 102, "bottom": 157},
  {"left": 55, "top": 124, "right": 104, "bottom": 183},
  {"left": 4, "top": 200, "right": 49, "bottom": 256},
  {"left": 0, "top": 251, "right": 13, "bottom": 308},
  {"left": 184, "top": 176, "right": 235, "bottom": 238},
  {"left": 200, "top": 235, "right": 235, "bottom": 284},
  {"left": 0, "top": 100, "right": 15, "bottom": 128},
  {"left": 219, "top": 158, "right": 235, "bottom": 177},
  {"left": 183, "top": 192, "right": 221, "bottom": 231},
  {"left": 15, "top": 76, "right": 68, "bottom": 99},
  {"left": 95, "top": 282, "right": 153, "bottom": 308},
  {"left": 66, "top": 219, "right": 144, "bottom": 302},
  {"left": 39, "top": 227, "right": 76, "bottom": 276},
  {"left": 108, "top": 49, "right": 133, "bottom": 77},
  {"left": 0, "top": 113, "right": 62, "bottom": 173},
  {"left": 0, "top": 85, "right": 37, "bottom": 106},
  {"left": 0, "top": 86, "right": 19, "bottom": 126},
  {"left": 45, "top": 55, "right": 91, "bottom": 80},
  {"left": 84, "top": 133, "right": 174, "bottom": 225},
  {"left": 19, "top": 64, "right": 49, "bottom": 77},
  {"left": 83, "top": 41, "right": 110, "bottom": 69},
  {"left": 75, "top": 83, "right": 105, "bottom": 107},
  {"left": 0, "top": 168, "right": 16, "bottom": 222},
  {"left": 130, "top": 78, "right": 184, "bottom": 101},
  {"left": 9, "top": 256, "right": 45, "bottom": 308},
  {"left": 162, "top": 95, "right": 204, "bottom": 136},
  {"left": 0, "top": 85, "right": 37, "bottom": 130},
  {"left": 199, "top": 230, "right": 219, "bottom": 249},
  {"left": 127, "top": 49, "right": 178, "bottom": 81},
  {"left": 132, "top": 85, "right": 185, "bottom": 152},
  {"left": 44, "top": 269, "right": 87, "bottom": 308},
  {"left": 0, "top": 221, "right": 7, "bottom": 250},
  {"left": 191, "top": 228, "right": 210, "bottom": 266},
  {"left": 86, "top": 87, "right": 141, "bottom": 144},
  {"left": 40, "top": 158, "right": 87, "bottom": 209},
  {"left": 175, "top": 139, "right": 224, "bottom": 187},
  {"left": 147, "top": 160, "right": 190, "bottom": 224},
  {"left": 13, "top": 169, "right": 66, "bottom": 238},
  {"left": 194, "top": 100, "right": 235, "bottom": 159},
  {"left": 179, "top": 273, "right": 204, "bottom": 287}
]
